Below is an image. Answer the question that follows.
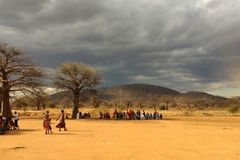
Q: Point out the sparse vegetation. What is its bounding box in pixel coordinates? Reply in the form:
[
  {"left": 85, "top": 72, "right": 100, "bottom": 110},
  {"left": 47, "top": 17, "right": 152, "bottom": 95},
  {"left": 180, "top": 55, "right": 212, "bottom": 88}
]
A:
[
  {"left": 228, "top": 105, "right": 239, "bottom": 114},
  {"left": 159, "top": 105, "right": 166, "bottom": 110}
]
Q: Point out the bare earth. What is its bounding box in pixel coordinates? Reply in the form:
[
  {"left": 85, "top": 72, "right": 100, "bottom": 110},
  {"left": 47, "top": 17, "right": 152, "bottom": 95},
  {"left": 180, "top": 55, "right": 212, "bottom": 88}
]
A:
[{"left": 1, "top": 117, "right": 240, "bottom": 160}]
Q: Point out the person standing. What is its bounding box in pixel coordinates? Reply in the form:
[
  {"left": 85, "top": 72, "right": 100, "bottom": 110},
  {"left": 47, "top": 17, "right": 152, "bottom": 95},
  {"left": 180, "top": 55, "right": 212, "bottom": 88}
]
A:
[
  {"left": 56, "top": 110, "right": 67, "bottom": 131},
  {"left": 43, "top": 111, "right": 52, "bottom": 134},
  {"left": 13, "top": 111, "right": 19, "bottom": 130}
]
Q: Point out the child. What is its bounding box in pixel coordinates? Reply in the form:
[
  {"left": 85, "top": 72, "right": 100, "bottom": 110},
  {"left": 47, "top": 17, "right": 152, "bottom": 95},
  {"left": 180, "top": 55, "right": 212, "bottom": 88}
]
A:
[
  {"left": 44, "top": 115, "right": 50, "bottom": 134},
  {"left": 48, "top": 118, "right": 53, "bottom": 133},
  {"left": 43, "top": 111, "right": 53, "bottom": 134}
]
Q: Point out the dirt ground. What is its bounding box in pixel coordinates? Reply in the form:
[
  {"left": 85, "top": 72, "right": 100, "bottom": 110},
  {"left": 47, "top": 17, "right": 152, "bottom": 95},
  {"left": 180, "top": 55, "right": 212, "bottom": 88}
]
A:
[{"left": 1, "top": 116, "right": 240, "bottom": 160}]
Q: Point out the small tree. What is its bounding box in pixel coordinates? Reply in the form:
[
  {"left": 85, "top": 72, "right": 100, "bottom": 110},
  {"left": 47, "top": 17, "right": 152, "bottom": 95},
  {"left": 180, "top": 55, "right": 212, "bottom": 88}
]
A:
[
  {"left": 0, "top": 43, "right": 43, "bottom": 119},
  {"left": 126, "top": 101, "right": 133, "bottom": 108},
  {"left": 12, "top": 97, "right": 29, "bottom": 110},
  {"left": 54, "top": 62, "right": 100, "bottom": 119},
  {"left": 92, "top": 98, "right": 102, "bottom": 108},
  {"left": 28, "top": 86, "right": 48, "bottom": 110}
]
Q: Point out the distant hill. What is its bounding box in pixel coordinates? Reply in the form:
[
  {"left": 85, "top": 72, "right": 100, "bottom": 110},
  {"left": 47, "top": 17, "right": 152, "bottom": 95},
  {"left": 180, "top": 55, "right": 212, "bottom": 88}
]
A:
[
  {"left": 99, "top": 83, "right": 180, "bottom": 100},
  {"left": 174, "top": 91, "right": 227, "bottom": 107},
  {"left": 49, "top": 83, "right": 228, "bottom": 108}
]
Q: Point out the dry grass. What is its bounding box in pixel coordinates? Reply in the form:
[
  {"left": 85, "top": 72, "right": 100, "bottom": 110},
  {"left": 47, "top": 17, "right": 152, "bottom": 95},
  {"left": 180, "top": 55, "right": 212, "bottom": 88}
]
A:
[
  {"left": 14, "top": 107, "right": 240, "bottom": 119},
  {"left": 1, "top": 115, "right": 240, "bottom": 160}
]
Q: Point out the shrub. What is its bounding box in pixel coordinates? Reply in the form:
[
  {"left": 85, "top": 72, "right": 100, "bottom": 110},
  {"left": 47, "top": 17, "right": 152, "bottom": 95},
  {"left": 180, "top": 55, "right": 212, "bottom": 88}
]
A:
[
  {"left": 228, "top": 105, "right": 239, "bottom": 114},
  {"left": 182, "top": 111, "right": 193, "bottom": 116},
  {"left": 46, "top": 102, "right": 57, "bottom": 108},
  {"left": 202, "top": 112, "right": 213, "bottom": 116},
  {"left": 159, "top": 105, "right": 166, "bottom": 110}
]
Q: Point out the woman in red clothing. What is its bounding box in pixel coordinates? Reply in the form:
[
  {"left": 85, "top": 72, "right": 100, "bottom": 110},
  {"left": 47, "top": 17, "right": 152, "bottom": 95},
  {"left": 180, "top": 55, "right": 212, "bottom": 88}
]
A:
[{"left": 56, "top": 110, "right": 67, "bottom": 131}]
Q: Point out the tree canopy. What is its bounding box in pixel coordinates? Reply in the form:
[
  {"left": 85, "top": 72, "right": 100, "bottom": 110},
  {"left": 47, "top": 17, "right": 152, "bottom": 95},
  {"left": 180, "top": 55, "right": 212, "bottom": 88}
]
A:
[
  {"left": 0, "top": 42, "right": 43, "bottom": 118},
  {"left": 54, "top": 62, "right": 100, "bottom": 118}
]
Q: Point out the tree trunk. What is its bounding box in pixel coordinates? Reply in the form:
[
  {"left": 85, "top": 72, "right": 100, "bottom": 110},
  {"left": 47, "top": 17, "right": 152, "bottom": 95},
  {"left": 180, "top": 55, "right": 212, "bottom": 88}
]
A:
[
  {"left": 36, "top": 99, "right": 41, "bottom": 110},
  {"left": 0, "top": 95, "right": 2, "bottom": 114},
  {"left": 0, "top": 87, "right": 2, "bottom": 113},
  {"left": 36, "top": 104, "right": 40, "bottom": 110},
  {"left": 72, "top": 92, "right": 79, "bottom": 119},
  {"left": 2, "top": 88, "right": 12, "bottom": 120},
  {"left": 0, "top": 103, "right": 1, "bottom": 114},
  {"left": 165, "top": 101, "right": 169, "bottom": 110}
]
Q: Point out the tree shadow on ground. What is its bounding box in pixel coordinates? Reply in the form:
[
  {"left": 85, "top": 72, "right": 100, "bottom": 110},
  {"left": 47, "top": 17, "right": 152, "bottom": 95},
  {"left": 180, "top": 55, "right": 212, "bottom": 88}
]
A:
[
  {"left": 5, "top": 129, "right": 39, "bottom": 136},
  {"left": 47, "top": 132, "right": 75, "bottom": 136},
  {"left": 70, "top": 129, "right": 93, "bottom": 133}
]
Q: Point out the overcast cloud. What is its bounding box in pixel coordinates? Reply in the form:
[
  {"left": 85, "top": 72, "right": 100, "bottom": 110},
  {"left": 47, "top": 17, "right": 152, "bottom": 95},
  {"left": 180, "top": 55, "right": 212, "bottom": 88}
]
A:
[{"left": 1, "top": 0, "right": 240, "bottom": 96}]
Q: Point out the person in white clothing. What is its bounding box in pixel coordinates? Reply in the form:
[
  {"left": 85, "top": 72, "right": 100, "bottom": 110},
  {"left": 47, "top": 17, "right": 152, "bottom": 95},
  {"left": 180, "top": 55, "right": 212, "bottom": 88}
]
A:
[{"left": 13, "top": 111, "right": 19, "bottom": 130}]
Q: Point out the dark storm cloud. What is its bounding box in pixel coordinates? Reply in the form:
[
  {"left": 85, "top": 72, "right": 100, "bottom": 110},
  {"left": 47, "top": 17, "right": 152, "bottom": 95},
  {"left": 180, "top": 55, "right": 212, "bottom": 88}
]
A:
[{"left": 1, "top": 0, "right": 240, "bottom": 94}]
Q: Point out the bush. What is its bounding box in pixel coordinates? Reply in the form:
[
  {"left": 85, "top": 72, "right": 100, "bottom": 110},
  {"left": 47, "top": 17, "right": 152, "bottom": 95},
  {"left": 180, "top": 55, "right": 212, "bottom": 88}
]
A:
[
  {"left": 118, "top": 105, "right": 126, "bottom": 111},
  {"left": 159, "top": 105, "right": 166, "bottom": 110},
  {"left": 46, "top": 102, "right": 57, "bottom": 108},
  {"left": 182, "top": 111, "right": 193, "bottom": 116},
  {"left": 228, "top": 105, "right": 239, "bottom": 113},
  {"left": 202, "top": 112, "right": 213, "bottom": 116}
]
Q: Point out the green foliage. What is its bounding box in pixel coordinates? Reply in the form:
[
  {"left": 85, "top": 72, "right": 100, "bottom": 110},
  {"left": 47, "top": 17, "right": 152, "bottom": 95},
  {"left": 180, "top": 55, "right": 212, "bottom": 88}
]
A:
[
  {"left": 159, "top": 105, "right": 166, "bottom": 110},
  {"left": 202, "top": 112, "right": 213, "bottom": 116},
  {"left": 137, "top": 103, "right": 145, "bottom": 109},
  {"left": 92, "top": 99, "right": 102, "bottom": 108},
  {"left": 117, "top": 104, "right": 126, "bottom": 111},
  {"left": 12, "top": 97, "right": 29, "bottom": 110},
  {"left": 46, "top": 101, "right": 57, "bottom": 108},
  {"left": 228, "top": 105, "right": 239, "bottom": 114}
]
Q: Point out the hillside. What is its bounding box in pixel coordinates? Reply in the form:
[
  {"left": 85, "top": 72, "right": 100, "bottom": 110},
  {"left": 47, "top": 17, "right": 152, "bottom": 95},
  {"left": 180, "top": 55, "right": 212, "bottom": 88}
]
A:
[
  {"left": 175, "top": 91, "right": 227, "bottom": 107},
  {"left": 49, "top": 83, "right": 228, "bottom": 108},
  {"left": 99, "top": 83, "right": 180, "bottom": 101}
]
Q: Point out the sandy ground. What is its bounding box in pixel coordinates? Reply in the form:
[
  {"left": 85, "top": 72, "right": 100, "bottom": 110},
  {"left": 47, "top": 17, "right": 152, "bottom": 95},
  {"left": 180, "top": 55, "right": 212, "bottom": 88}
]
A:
[{"left": 1, "top": 117, "right": 240, "bottom": 160}]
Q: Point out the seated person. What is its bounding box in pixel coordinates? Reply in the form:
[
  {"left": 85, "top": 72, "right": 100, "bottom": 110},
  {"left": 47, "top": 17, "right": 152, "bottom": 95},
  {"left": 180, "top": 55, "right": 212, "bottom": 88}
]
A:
[
  {"left": 140, "top": 112, "right": 145, "bottom": 120},
  {"left": 160, "top": 113, "right": 163, "bottom": 120},
  {"left": 149, "top": 113, "right": 153, "bottom": 119},
  {"left": 146, "top": 113, "right": 150, "bottom": 119},
  {"left": 113, "top": 109, "right": 118, "bottom": 120},
  {"left": 156, "top": 113, "right": 160, "bottom": 119},
  {"left": 104, "top": 112, "right": 110, "bottom": 119},
  {"left": 9, "top": 120, "right": 16, "bottom": 130},
  {"left": 99, "top": 112, "right": 103, "bottom": 119},
  {"left": 0, "top": 116, "right": 3, "bottom": 128},
  {"left": 136, "top": 110, "right": 141, "bottom": 120},
  {"left": 0, "top": 117, "right": 8, "bottom": 134}
]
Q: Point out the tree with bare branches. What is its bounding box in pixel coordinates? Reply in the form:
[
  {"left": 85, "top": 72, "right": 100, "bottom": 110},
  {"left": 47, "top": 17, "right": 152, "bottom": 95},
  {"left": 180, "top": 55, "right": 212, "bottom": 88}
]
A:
[
  {"left": 28, "top": 86, "right": 48, "bottom": 110},
  {"left": 54, "top": 62, "right": 100, "bottom": 119},
  {"left": 0, "top": 42, "right": 43, "bottom": 119}
]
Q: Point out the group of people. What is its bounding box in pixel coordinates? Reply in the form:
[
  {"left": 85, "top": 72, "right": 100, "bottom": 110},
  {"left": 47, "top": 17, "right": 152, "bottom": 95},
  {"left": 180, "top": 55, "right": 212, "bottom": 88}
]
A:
[
  {"left": 0, "top": 111, "right": 19, "bottom": 135},
  {"left": 76, "top": 112, "right": 91, "bottom": 119},
  {"left": 98, "top": 112, "right": 111, "bottom": 119},
  {"left": 99, "top": 109, "right": 163, "bottom": 120},
  {"left": 1, "top": 108, "right": 163, "bottom": 135},
  {"left": 43, "top": 110, "right": 67, "bottom": 134}
]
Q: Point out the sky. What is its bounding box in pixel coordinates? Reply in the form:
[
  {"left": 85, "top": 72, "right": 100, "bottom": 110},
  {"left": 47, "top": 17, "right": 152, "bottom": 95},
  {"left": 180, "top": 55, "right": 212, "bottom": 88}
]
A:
[{"left": 0, "top": 0, "right": 240, "bottom": 97}]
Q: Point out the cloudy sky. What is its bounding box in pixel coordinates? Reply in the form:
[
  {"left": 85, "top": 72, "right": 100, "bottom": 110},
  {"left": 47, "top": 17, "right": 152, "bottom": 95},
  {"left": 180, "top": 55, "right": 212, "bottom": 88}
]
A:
[{"left": 1, "top": 0, "right": 240, "bottom": 97}]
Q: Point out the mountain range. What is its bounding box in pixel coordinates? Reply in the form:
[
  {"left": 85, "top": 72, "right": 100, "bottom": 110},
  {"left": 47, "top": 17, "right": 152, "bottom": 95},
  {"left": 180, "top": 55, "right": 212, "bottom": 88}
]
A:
[{"left": 50, "top": 83, "right": 228, "bottom": 108}]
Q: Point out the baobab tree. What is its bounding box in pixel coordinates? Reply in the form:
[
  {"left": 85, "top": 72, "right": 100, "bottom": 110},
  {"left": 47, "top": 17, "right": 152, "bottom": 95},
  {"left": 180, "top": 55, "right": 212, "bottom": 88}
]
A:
[
  {"left": 0, "top": 43, "right": 43, "bottom": 119},
  {"left": 54, "top": 62, "right": 100, "bottom": 119}
]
